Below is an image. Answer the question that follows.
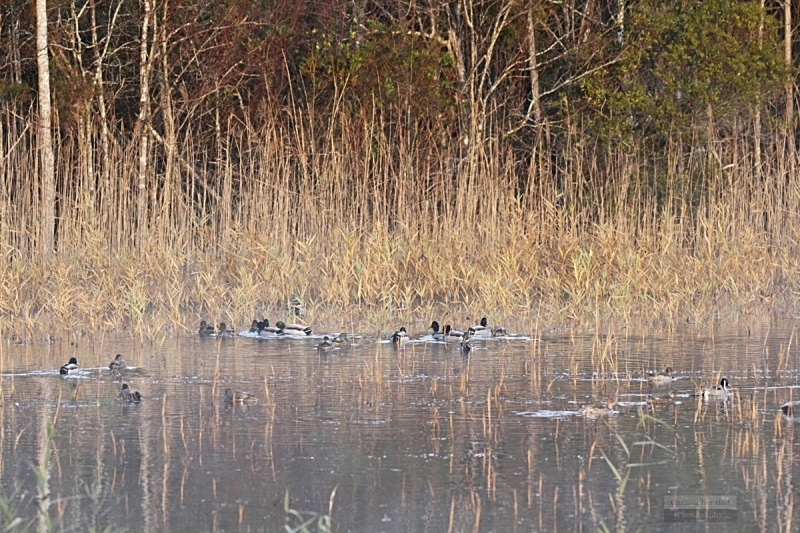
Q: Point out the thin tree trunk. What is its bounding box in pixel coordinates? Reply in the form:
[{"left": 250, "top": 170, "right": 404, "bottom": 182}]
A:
[
  {"left": 92, "top": 0, "right": 123, "bottom": 236},
  {"left": 137, "top": 0, "right": 152, "bottom": 244},
  {"left": 526, "top": 2, "right": 546, "bottom": 210},
  {"left": 159, "top": 0, "right": 175, "bottom": 245},
  {"left": 785, "top": 0, "right": 793, "bottom": 133},
  {"left": 754, "top": 106, "right": 762, "bottom": 181},
  {"left": 91, "top": 0, "right": 109, "bottom": 221},
  {"left": 527, "top": 5, "right": 543, "bottom": 132},
  {"left": 36, "top": 0, "right": 55, "bottom": 256},
  {"left": 616, "top": 0, "right": 625, "bottom": 45},
  {"left": 754, "top": 0, "right": 765, "bottom": 184}
]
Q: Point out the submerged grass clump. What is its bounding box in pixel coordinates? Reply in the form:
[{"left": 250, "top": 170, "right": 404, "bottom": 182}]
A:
[{"left": 283, "top": 489, "right": 335, "bottom": 533}]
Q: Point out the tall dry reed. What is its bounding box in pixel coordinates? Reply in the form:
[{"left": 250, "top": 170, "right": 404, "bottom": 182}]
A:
[{"left": 1, "top": 98, "right": 799, "bottom": 339}]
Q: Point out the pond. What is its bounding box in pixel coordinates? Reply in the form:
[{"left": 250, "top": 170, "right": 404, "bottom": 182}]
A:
[{"left": 1, "top": 319, "right": 799, "bottom": 532}]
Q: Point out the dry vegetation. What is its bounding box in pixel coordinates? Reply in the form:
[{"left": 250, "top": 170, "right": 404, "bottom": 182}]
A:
[
  {"left": 2, "top": 0, "right": 798, "bottom": 340},
  {"left": 2, "top": 107, "right": 799, "bottom": 340}
]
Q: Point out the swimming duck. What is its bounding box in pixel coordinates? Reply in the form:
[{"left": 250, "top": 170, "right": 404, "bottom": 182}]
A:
[
  {"left": 781, "top": 400, "right": 800, "bottom": 417},
  {"left": 391, "top": 327, "right": 409, "bottom": 347},
  {"left": 492, "top": 326, "right": 508, "bottom": 337},
  {"left": 276, "top": 321, "right": 312, "bottom": 335},
  {"left": 60, "top": 357, "right": 79, "bottom": 375},
  {"left": 578, "top": 399, "right": 616, "bottom": 418},
  {"left": 443, "top": 325, "right": 465, "bottom": 343},
  {"left": 118, "top": 383, "right": 142, "bottom": 403},
  {"left": 224, "top": 388, "right": 256, "bottom": 403},
  {"left": 647, "top": 390, "right": 677, "bottom": 406},
  {"left": 647, "top": 367, "right": 674, "bottom": 385},
  {"left": 460, "top": 339, "right": 474, "bottom": 354},
  {"left": 332, "top": 332, "right": 349, "bottom": 345},
  {"left": 468, "top": 317, "right": 491, "bottom": 337},
  {"left": 248, "top": 320, "right": 260, "bottom": 333},
  {"left": 256, "top": 319, "right": 281, "bottom": 337},
  {"left": 701, "top": 377, "right": 730, "bottom": 399},
  {"left": 430, "top": 321, "right": 444, "bottom": 340},
  {"left": 108, "top": 354, "right": 126, "bottom": 372},
  {"left": 317, "top": 336, "right": 335, "bottom": 352},
  {"left": 198, "top": 321, "right": 215, "bottom": 335},
  {"left": 215, "top": 322, "right": 235, "bottom": 337}
]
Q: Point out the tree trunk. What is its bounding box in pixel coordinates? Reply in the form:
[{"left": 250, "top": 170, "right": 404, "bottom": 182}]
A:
[
  {"left": 527, "top": 5, "right": 543, "bottom": 131},
  {"left": 36, "top": 0, "right": 55, "bottom": 256},
  {"left": 616, "top": 0, "right": 626, "bottom": 45},
  {"left": 91, "top": 0, "right": 109, "bottom": 222},
  {"left": 137, "top": 0, "right": 152, "bottom": 245},
  {"left": 754, "top": 0, "right": 765, "bottom": 184},
  {"left": 785, "top": 0, "right": 793, "bottom": 133},
  {"left": 159, "top": 0, "right": 176, "bottom": 245}
]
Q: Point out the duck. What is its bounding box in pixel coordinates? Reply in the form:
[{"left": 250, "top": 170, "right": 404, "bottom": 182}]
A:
[
  {"left": 492, "top": 326, "right": 508, "bottom": 337},
  {"left": 198, "top": 320, "right": 215, "bottom": 335},
  {"left": 317, "top": 336, "right": 335, "bottom": 352},
  {"left": 248, "top": 320, "right": 260, "bottom": 333},
  {"left": 647, "top": 367, "right": 674, "bottom": 385},
  {"left": 578, "top": 399, "right": 616, "bottom": 418},
  {"left": 443, "top": 324, "right": 465, "bottom": 343},
  {"left": 647, "top": 390, "right": 677, "bottom": 406},
  {"left": 215, "top": 322, "right": 235, "bottom": 337},
  {"left": 332, "top": 332, "right": 349, "bottom": 345},
  {"left": 701, "top": 377, "right": 730, "bottom": 399},
  {"left": 60, "top": 357, "right": 79, "bottom": 375},
  {"left": 118, "top": 383, "right": 142, "bottom": 403},
  {"left": 468, "top": 317, "right": 492, "bottom": 337},
  {"left": 391, "top": 327, "right": 409, "bottom": 347},
  {"left": 429, "top": 321, "right": 444, "bottom": 340},
  {"left": 256, "top": 319, "right": 282, "bottom": 337},
  {"left": 781, "top": 400, "right": 800, "bottom": 417},
  {"left": 290, "top": 297, "right": 305, "bottom": 318},
  {"left": 460, "top": 339, "right": 474, "bottom": 354},
  {"left": 224, "top": 388, "right": 256, "bottom": 403},
  {"left": 276, "top": 321, "right": 312, "bottom": 335},
  {"left": 108, "top": 354, "right": 126, "bottom": 372}
]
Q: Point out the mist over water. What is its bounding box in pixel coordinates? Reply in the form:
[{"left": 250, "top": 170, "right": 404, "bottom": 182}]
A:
[{"left": 1, "top": 321, "right": 799, "bottom": 532}]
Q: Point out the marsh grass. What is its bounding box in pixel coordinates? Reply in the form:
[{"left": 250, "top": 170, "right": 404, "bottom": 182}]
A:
[
  {"left": 592, "top": 410, "right": 677, "bottom": 532},
  {"left": 2, "top": 104, "right": 800, "bottom": 341},
  {"left": 0, "top": 490, "right": 29, "bottom": 532},
  {"left": 282, "top": 488, "right": 334, "bottom": 533}
]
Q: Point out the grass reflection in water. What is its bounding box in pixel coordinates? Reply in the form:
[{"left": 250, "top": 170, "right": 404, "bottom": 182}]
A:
[{"left": 0, "top": 322, "right": 798, "bottom": 532}]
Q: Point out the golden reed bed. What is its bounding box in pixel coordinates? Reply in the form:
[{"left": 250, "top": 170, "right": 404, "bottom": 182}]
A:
[{"left": 1, "top": 113, "right": 798, "bottom": 340}]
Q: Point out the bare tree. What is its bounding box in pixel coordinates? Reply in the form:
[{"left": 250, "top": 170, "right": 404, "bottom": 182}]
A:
[
  {"left": 137, "top": 0, "right": 154, "bottom": 242},
  {"left": 754, "top": 0, "right": 765, "bottom": 183},
  {"left": 785, "top": 0, "right": 793, "bottom": 133},
  {"left": 527, "top": 4, "right": 543, "bottom": 131},
  {"left": 91, "top": 0, "right": 123, "bottom": 218},
  {"left": 36, "top": 0, "right": 55, "bottom": 255}
]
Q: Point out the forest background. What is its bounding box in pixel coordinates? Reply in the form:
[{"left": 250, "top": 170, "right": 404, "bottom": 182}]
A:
[{"left": 0, "top": 0, "right": 797, "bottom": 338}]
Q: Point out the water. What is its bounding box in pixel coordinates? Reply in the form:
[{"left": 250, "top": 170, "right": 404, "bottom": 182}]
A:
[{"left": 1, "top": 321, "right": 799, "bottom": 532}]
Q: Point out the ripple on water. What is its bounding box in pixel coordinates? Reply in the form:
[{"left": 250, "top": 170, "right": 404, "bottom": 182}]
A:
[{"left": 0, "top": 322, "right": 798, "bottom": 531}]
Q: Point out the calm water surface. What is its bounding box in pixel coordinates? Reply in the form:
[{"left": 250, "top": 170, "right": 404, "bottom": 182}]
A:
[{"left": 1, "top": 320, "right": 800, "bottom": 532}]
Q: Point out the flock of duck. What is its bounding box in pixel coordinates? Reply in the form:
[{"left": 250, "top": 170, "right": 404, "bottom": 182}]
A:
[
  {"left": 199, "top": 319, "right": 312, "bottom": 337},
  {"left": 52, "top": 319, "right": 798, "bottom": 418},
  {"left": 57, "top": 353, "right": 254, "bottom": 405},
  {"left": 576, "top": 367, "right": 765, "bottom": 419},
  {"left": 645, "top": 367, "right": 731, "bottom": 399},
  {"left": 580, "top": 370, "right": 735, "bottom": 418},
  {"left": 194, "top": 316, "right": 513, "bottom": 398},
  {"left": 198, "top": 316, "right": 510, "bottom": 355},
  {"left": 198, "top": 318, "right": 785, "bottom": 417},
  {"left": 390, "top": 319, "right": 508, "bottom": 353},
  {"left": 58, "top": 355, "right": 145, "bottom": 403}
]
